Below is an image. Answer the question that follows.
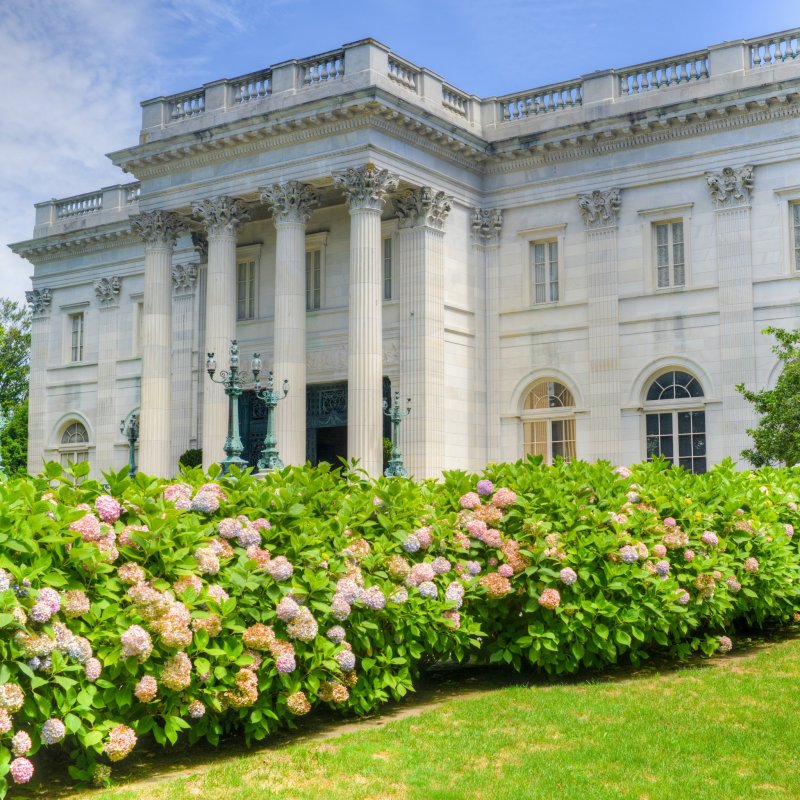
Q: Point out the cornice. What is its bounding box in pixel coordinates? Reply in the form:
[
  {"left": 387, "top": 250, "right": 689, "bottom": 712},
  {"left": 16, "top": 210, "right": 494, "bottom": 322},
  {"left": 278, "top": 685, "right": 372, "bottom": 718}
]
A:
[
  {"left": 11, "top": 227, "right": 140, "bottom": 264},
  {"left": 114, "top": 94, "right": 489, "bottom": 179},
  {"left": 484, "top": 90, "right": 800, "bottom": 174}
]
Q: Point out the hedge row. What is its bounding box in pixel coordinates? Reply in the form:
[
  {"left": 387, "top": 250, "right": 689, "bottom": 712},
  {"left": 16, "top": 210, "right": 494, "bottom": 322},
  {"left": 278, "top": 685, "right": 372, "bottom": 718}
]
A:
[{"left": 0, "top": 457, "right": 798, "bottom": 794}]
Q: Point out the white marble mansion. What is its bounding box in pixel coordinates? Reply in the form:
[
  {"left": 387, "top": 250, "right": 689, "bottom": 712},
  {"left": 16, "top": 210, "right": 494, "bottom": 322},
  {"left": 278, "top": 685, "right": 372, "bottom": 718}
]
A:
[{"left": 10, "top": 30, "right": 800, "bottom": 478}]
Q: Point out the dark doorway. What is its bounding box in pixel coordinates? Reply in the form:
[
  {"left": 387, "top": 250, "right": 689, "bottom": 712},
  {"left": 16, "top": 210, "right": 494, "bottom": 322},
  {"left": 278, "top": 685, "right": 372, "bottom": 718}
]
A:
[{"left": 314, "top": 425, "right": 347, "bottom": 466}]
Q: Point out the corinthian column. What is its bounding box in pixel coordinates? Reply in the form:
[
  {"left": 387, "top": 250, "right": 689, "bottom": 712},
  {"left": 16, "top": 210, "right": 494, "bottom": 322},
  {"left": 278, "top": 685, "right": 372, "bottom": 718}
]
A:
[
  {"left": 131, "top": 211, "right": 183, "bottom": 477},
  {"left": 260, "top": 181, "right": 318, "bottom": 466},
  {"left": 192, "top": 196, "right": 250, "bottom": 470},
  {"left": 25, "top": 288, "right": 53, "bottom": 474},
  {"left": 394, "top": 187, "right": 453, "bottom": 477},
  {"left": 333, "top": 164, "right": 400, "bottom": 475}
]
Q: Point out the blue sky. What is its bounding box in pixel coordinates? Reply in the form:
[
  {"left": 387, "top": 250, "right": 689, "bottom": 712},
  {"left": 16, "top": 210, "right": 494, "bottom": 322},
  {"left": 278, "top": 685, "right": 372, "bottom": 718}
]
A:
[{"left": 1, "top": 0, "right": 798, "bottom": 303}]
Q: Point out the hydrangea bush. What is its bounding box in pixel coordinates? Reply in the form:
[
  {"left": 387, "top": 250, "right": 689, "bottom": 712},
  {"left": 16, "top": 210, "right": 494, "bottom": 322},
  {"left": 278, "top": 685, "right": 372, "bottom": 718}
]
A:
[{"left": 0, "top": 456, "right": 799, "bottom": 794}]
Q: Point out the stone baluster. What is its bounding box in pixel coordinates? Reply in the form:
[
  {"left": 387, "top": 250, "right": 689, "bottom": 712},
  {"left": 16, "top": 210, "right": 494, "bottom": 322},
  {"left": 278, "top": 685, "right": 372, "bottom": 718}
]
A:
[
  {"left": 333, "top": 164, "right": 400, "bottom": 476},
  {"left": 93, "top": 276, "right": 122, "bottom": 471},
  {"left": 394, "top": 187, "right": 453, "bottom": 477},
  {"left": 260, "top": 181, "right": 319, "bottom": 466},
  {"left": 192, "top": 196, "right": 250, "bottom": 470},
  {"left": 706, "top": 166, "right": 757, "bottom": 462},
  {"left": 577, "top": 188, "right": 623, "bottom": 464},
  {"left": 471, "top": 208, "right": 503, "bottom": 466},
  {"left": 25, "top": 288, "right": 53, "bottom": 473},
  {"left": 131, "top": 211, "right": 184, "bottom": 477}
]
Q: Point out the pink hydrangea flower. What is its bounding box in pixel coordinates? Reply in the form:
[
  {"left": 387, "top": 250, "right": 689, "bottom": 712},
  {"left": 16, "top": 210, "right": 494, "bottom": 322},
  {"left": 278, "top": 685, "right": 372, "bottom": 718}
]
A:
[
  {"left": 718, "top": 635, "right": 733, "bottom": 654},
  {"left": 84, "top": 658, "right": 102, "bottom": 682},
  {"left": 69, "top": 513, "right": 101, "bottom": 542},
  {"left": 11, "top": 730, "right": 32, "bottom": 757},
  {"left": 104, "top": 724, "right": 137, "bottom": 761},
  {"left": 744, "top": 557, "right": 759, "bottom": 574},
  {"left": 538, "top": 588, "right": 561, "bottom": 610},
  {"left": 612, "top": 465, "right": 632, "bottom": 479},
  {"left": 95, "top": 494, "right": 121, "bottom": 523},
  {"left": 663, "top": 517, "right": 677, "bottom": 528},
  {"left": 653, "top": 544, "right": 667, "bottom": 558},
  {"left": 9, "top": 757, "right": 34, "bottom": 784},
  {"left": 497, "top": 564, "right": 514, "bottom": 578},
  {"left": 492, "top": 488, "right": 517, "bottom": 509},
  {"left": 559, "top": 567, "right": 578, "bottom": 586},
  {"left": 459, "top": 492, "right": 481, "bottom": 510},
  {"left": 701, "top": 531, "right": 719, "bottom": 547}
]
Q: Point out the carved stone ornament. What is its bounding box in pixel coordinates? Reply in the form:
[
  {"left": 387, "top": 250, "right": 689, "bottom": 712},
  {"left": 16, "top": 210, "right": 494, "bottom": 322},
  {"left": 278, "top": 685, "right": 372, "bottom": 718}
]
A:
[
  {"left": 130, "top": 210, "right": 184, "bottom": 246},
  {"left": 191, "top": 196, "right": 250, "bottom": 237},
  {"left": 333, "top": 163, "right": 400, "bottom": 212},
  {"left": 260, "top": 180, "right": 319, "bottom": 225},
  {"left": 94, "top": 276, "right": 121, "bottom": 305},
  {"left": 577, "top": 188, "right": 622, "bottom": 229},
  {"left": 705, "top": 165, "right": 754, "bottom": 208},
  {"left": 191, "top": 231, "right": 208, "bottom": 262},
  {"left": 307, "top": 345, "right": 347, "bottom": 373},
  {"left": 471, "top": 208, "right": 503, "bottom": 242},
  {"left": 394, "top": 187, "right": 453, "bottom": 230},
  {"left": 172, "top": 262, "right": 198, "bottom": 294},
  {"left": 382, "top": 340, "right": 400, "bottom": 366},
  {"left": 25, "top": 288, "right": 52, "bottom": 316}
]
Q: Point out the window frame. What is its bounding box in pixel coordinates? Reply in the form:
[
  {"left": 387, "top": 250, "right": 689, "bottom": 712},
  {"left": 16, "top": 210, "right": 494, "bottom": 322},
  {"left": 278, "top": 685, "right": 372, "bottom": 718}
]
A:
[
  {"left": 520, "top": 378, "right": 577, "bottom": 465},
  {"left": 642, "top": 370, "right": 707, "bottom": 474},
  {"left": 61, "top": 303, "right": 90, "bottom": 365},
  {"left": 58, "top": 420, "right": 90, "bottom": 467},
  {"left": 792, "top": 202, "right": 800, "bottom": 273},
  {"left": 305, "top": 232, "right": 328, "bottom": 312},
  {"left": 518, "top": 224, "right": 567, "bottom": 309},
  {"left": 235, "top": 244, "right": 261, "bottom": 321},
  {"left": 653, "top": 219, "right": 686, "bottom": 289},
  {"left": 637, "top": 204, "right": 693, "bottom": 293}
]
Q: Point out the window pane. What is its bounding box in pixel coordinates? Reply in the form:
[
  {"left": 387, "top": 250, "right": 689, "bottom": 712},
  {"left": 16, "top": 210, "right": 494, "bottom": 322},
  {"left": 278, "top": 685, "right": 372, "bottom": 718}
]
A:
[
  {"left": 672, "top": 223, "right": 685, "bottom": 287},
  {"left": 678, "top": 434, "right": 693, "bottom": 457},
  {"left": 383, "top": 238, "right": 392, "bottom": 300},
  {"left": 659, "top": 436, "right": 673, "bottom": 459},
  {"left": 659, "top": 412, "right": 673, "bottom": 435},
  {"left": 691, "top": 411, "right": 705, "bottom": 433},
  {"left": 693, "top": 458, "right": 707, "bottom": 474},
  {"left": 646, "top": 414, "right": 660, "bottom": 436},
  {"left": 534, "top": 244, "right": 545, "bottom": 304},
  {"left": 523, "top": 420, "right": 548, "bottom": 458},
  {"left": 549, "top": 242, "right": 559, "bottom": 302}
]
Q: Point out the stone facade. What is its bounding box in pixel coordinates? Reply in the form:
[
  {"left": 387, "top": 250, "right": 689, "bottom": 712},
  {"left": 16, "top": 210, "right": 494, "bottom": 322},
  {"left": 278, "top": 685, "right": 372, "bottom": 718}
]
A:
[{"left": 10, "top": 31, "right": 800, "bottom": 477}]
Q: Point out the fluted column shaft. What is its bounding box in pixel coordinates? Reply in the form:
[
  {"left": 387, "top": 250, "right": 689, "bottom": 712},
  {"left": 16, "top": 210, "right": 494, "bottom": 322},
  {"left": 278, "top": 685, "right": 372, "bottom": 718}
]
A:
[
  {"left": 171, "top": 263, "right": 199, "bottom": 467},
  {"left": 192, "top": 197, "right": 249, "bottom": 470},
  {"left": 131, "top": 211, "right": 182, "bottom": 477},
  {"left": 25, "top": 290, "right": 52, "bottom": 474},
  {"left": 261, "top": 182, "right": 319, "bottom": 466},
  {"left": 334, "top": 165, "right": 400, "bottom": 476}
]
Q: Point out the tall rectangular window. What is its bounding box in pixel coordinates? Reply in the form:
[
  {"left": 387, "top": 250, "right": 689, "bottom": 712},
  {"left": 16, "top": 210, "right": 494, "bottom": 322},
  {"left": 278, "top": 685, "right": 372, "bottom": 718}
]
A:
[
  {"left": 306, "top": 249, "right": 321, "bottom": 310},
  {"left": 793, "top": 203, "right": 800, "bottom": 271},
  {"left": 70, "top": 313, "right": 84, "bottom": 362},
  {"left": 237, "top": 260, "right": 256, "bottom": 320},
  {"left": 655, "top": 221, "right": 685, "bottom": 288},
  {"left": 531, "top": 241, "right": 558, "bottom": 304},
  {"left": 383, "top": 237, "right": 392, "bottom": 300}
]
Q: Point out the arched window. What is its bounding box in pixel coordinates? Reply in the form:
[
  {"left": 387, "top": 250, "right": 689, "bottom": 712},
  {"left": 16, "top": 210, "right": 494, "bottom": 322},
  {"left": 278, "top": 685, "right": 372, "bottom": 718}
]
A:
[
  {"left": 521, "top": 379, "right": 576, "bottom": 463},
  {"left": 644, "top": 370, "right": 706, "bottom": 473},
  {"left": 60, "top": 421, "right": 89, "bottom": 467}
]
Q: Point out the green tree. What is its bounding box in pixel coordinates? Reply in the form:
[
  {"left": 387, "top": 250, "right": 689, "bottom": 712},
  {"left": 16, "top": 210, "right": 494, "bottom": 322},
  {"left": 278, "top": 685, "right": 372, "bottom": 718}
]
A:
[
  {"left": 737, "top": 326, "right": 800, "bottom": 467},
  {"left": 0, "top": 299, "right": 31, "bottom": 475}
]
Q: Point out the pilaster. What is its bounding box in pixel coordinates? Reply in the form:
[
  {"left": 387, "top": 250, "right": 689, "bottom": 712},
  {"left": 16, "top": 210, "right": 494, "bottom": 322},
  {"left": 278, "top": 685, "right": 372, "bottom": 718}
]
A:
[
  {"left": 25, "top": 289, "right": 52, "bottom": 473},
  {"left": 93, "top": 276, "right": 122, "bottom": 471},
  {"left": 394, "top": 187, "right": 453, "bottom": 477},
  {"left": 471, "top": 208, "right": 503, "bottom": 466},
  {"left": 333, "top": 164, "right": 400, "bottom": 475},
  {"left": 260, "top": 181, "right": 319, "bottom": 466},
  {"left": 192, "top": 196, "right": 250, "bottom": 470},
  {"left": 131, "top": 210, "right": 183, "bottom": 477},
  {"left": 578, "top": 188, "right": 623, "bottom": 463},
  {"left": 171, "top": 261, "right": 199, "bottom": 467},
  {"left": 707, "top": 166, "right": 757, "bottom": 461}
]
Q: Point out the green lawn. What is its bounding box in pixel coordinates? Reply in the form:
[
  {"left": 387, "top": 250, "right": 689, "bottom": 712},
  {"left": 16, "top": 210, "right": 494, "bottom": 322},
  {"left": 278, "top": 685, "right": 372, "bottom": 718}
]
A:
[{"left": 43, "top": 634, "right": 800, "bottom": 800}]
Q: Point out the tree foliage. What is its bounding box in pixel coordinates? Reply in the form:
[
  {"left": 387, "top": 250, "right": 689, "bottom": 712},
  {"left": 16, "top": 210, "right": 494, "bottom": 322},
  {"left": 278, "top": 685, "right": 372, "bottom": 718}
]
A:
[
  {"left": 0, "top": 299, "right": 31, "bottom": 475},
  {"left": 737, "top": 327, "right": 800, "bottom": 467}
]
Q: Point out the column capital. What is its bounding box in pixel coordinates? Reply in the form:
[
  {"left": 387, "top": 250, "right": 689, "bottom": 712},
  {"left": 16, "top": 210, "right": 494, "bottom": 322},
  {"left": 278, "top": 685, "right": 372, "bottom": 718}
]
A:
[
  {"left": 394, "top": 187, "right": 453, "bottom": 230},
  {"left": 25, "top": 288, "right": 52, "bottom": 317},
  {"left": 577, "top": 188, "right": 621, "bottom": 229},
  {"left": 192, "top": 196, "right": 250, "bottom": 237},
  {"left": 131, "top": 210, "right": 184, "bottom": 247},
  {"left": 172, "top": 262, "right": 199, "bottom": 295},
  {"left": 471, "top": 208, "right": 503, "bottom": 243},
  {"left": 333, "top": 163, "right": 400, "bottom": 212},
  {"left": 94, "top": 276, "right": 121, "bottom": 307},
  {"left": 705, "top": 165, "right": 754, "bottom": 208},
  {"left": 260, "top": 180, "right": 319, "bottom": 225}
]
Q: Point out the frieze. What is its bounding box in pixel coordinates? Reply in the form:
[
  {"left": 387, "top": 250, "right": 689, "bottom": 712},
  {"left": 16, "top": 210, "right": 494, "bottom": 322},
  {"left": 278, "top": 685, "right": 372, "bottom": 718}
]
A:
[
  {"left": 93, "top": 276, "right": 121, "bottom": 306},
  {"left": 394, "top": 187, "right": 453, "bottom": 230},
  {"left": 333, "top": 163, "right": 400, "bottom": 212},
  {"left": 25, "top": 288, "right": 52, "bottom": 316},
  {"left": 705, "top": 165, "right": 754, "bottom": 208},
  {"left": 577, "top": 188, "right": 621, "bottom": 229},
  {"left": 307, "top": 345, "right": 347, "bottom": 373},
  {"left": 260, "top": 181, "right": 319, "bottom": 225},
  {"left": 471, "top": 208, "right": 503, "bottom": 243}
]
